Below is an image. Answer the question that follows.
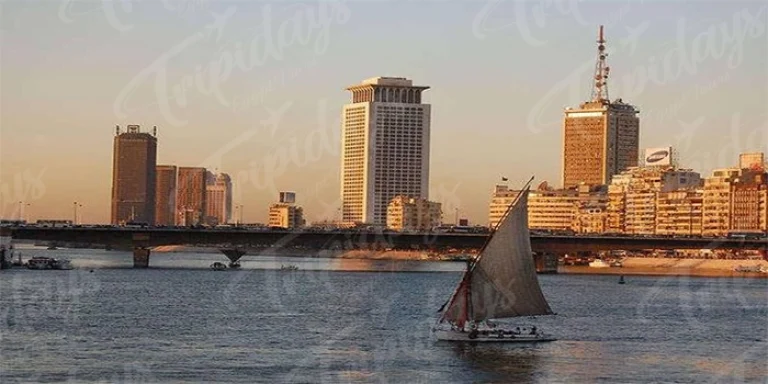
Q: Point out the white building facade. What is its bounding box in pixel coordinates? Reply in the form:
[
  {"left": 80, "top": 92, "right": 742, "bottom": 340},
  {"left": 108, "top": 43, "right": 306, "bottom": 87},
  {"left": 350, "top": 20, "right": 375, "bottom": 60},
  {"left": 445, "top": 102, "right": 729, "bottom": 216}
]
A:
[
  {"left": 340, "top": 77, "right": 431, "bottom": 226},
  {"left": 386, "top": 196, "right": 442, "bottom": 232},
  {"left": 268, "top": 204, "right": 305, "bottom": 229}
]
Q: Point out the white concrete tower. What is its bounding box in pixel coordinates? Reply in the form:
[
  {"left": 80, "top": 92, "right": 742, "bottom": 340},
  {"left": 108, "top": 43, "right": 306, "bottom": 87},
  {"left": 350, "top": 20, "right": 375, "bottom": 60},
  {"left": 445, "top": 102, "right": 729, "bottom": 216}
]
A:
[{"left": 340, "top": 77, "right": 431, "bottom": 226}]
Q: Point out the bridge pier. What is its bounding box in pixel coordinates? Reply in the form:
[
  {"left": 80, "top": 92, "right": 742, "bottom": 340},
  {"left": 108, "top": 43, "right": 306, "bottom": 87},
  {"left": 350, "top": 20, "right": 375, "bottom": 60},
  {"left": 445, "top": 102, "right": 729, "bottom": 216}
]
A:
[
  {"left": 133, "top": 247, "right": 150, "bottom": 268},
  {"left": 131, "top": 232, "right": 151, "bottom": 268},
  {"left": 0, "top": 227, "right": 11, "bottom": 270},
  {"left": 533, "top": 252, "right": 559, "bottom": 274},
  {"left": 220, "top": 248, "right": 246, "bottom": 268}
]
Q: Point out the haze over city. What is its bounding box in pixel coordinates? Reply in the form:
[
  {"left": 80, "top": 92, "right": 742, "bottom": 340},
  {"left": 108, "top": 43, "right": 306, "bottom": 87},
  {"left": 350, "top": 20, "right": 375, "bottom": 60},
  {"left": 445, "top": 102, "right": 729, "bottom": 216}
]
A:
[{"left": 2, "top": 1, "right": 767, "bottom": 224}]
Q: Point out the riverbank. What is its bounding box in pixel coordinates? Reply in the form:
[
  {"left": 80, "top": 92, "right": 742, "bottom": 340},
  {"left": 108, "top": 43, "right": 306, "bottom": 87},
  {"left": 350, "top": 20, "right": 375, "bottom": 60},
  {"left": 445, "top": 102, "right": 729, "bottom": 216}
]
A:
[
  {"left": 152, "top": 245, "right": 453, "bottom": 261},
  {"left": 562, "top": 258, "right": 768, "bottom": 278},
  {"left": 150, "top": 246, "right": 768, "bottom": 278}
]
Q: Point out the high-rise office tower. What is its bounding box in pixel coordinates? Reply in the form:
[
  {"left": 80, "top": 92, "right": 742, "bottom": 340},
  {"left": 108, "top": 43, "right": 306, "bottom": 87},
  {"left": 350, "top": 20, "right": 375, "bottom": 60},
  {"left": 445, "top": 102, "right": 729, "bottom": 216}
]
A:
[
  {"left": 340, "top": 77, "right": 431, "bottom": 226},
  {"left": 111, "top": 125, "right": 157, "bottom": 225},
  {"left": 562, "top": 26, "right": 640, "bottom": 188},
  {"left": 155, "top": 165, "right": 177, "bottom": 226},
  {"left": 205, "top": 173, "right": 232, "bottom": 225},
  {"left": 177, "top": 167, "right": 207, "bottom": 226}
]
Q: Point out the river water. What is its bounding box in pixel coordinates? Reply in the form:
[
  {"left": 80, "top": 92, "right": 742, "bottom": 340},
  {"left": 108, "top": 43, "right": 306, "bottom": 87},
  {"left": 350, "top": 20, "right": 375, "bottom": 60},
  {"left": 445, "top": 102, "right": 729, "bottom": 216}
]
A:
[{"left": 1, "top": 248, "right": 767, "bottom": 383}]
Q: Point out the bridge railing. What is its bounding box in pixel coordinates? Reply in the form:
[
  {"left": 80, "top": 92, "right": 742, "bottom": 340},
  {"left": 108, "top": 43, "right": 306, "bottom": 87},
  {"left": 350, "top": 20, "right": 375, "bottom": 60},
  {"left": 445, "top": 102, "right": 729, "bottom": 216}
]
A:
[{"left": 6, "top": 226, "right": 768, "bottom": 253}]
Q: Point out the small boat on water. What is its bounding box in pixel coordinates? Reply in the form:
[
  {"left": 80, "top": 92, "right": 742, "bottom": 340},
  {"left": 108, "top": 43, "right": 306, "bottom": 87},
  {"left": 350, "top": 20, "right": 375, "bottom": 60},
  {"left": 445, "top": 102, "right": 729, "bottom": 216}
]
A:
[
  {"left": 210, "top": 262, "right": 227, "bottom": 271},
  {"left": 228, "top": 261, "right": 241, "bottom": 269},
  {"left": 280, "top": 264, "right": 299, "bottom": 271},
  {"left": 589, "top": 259, "right": 610, "bottom": 268},
  {"left": 52, "top": 259, "right": 73, "bottom": 270},
  {"left": 27, "top": 257, "right": 50, "bottom": 269},
  {"left": 26, "top": 257, "right": 73, "bottom": 270},
  {"left": 433, "top": 177, "right": 556, "bottom": 343}
]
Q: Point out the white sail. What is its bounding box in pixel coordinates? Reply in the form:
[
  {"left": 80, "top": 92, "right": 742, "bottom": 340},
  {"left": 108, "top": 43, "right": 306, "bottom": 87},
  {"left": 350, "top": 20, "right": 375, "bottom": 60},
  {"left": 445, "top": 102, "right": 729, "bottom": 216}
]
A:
[{"left": 441, "top": 187, "right": 553, "bottom": 323}]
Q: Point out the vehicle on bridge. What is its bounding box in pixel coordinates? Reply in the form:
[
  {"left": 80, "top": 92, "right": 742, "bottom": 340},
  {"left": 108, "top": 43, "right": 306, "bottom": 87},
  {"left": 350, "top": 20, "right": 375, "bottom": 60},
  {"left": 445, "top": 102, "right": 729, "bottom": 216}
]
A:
[
  {"left": 35, "top": 220, "right": 73, "bottom": 228},
  {"left": 727, "top": 231, "right": 766, "bottom": 240},
  {"left": 0, "top": 220, "right": 27, "bottom": 227},
  {"left": 124, "top": 221, "right": 150, "bottom": 228},
  {"left": 432, "top": 225, "right": 491, "bottom": 234}
]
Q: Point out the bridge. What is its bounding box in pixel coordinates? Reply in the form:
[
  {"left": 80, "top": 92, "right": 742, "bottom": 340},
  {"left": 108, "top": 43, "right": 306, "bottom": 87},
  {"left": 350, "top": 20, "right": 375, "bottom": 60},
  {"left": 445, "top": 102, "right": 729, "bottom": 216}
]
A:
[{"left": 3, "top": 226, "right": 766, "bottom": 268}]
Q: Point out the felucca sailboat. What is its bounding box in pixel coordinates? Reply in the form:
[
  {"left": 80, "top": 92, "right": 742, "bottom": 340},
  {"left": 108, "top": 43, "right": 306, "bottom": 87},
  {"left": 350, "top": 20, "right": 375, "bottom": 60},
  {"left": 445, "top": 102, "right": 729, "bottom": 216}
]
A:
[{"left": 434, "top": 178, "right": 556, "bottom": 342}]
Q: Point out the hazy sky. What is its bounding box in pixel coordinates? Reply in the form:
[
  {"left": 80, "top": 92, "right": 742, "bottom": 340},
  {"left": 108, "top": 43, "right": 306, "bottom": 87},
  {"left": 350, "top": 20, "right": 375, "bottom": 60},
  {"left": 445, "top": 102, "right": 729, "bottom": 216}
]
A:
[{"left": 1, "top": 0, "right": 767, "bottom": 224}]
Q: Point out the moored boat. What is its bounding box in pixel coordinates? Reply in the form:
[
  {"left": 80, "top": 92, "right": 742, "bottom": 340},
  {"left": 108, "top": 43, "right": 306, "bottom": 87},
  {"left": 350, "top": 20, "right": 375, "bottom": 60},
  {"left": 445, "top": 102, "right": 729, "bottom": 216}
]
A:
[
  {"left": 734, "top": 265, "right": 767, "bottom": 273},
  {"left": 589, "top": 259, "right": 610, "bottom": 268},
  {"left": 26, "top": 257, "right": 73, "bottom": 270},
  {"left": 210, "top": 262, "right": 227, "bottom": 271},
  {"left": 27, "top": 257, "right": 53, "bottom": 269},
  {"left": 51, "top": 258, "right": 73, "bottom": 270}
]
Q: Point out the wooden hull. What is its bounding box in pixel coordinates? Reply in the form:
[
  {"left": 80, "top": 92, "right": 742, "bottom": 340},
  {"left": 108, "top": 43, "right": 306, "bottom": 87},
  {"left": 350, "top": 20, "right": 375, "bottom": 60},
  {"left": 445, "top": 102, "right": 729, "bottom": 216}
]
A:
[{"left": 435, "top": 330, "right": 556, "bottom": 343}]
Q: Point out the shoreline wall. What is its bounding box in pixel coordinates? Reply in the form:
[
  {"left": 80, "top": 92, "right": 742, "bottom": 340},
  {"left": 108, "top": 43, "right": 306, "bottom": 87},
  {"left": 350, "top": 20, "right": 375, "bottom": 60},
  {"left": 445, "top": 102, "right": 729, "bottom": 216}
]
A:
[{"left": 151, "top": 245, "right": 458, "bottom": 260}]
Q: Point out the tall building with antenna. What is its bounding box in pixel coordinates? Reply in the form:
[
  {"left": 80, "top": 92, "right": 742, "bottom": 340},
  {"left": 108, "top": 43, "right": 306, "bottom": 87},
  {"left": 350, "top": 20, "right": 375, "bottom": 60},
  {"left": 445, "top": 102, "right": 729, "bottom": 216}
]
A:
[
  {"left": 562, "top": 26, "right": 640, "bottom": 189},
  {"left": 111, "top": 125, "right": 158, "bottom": 225}
]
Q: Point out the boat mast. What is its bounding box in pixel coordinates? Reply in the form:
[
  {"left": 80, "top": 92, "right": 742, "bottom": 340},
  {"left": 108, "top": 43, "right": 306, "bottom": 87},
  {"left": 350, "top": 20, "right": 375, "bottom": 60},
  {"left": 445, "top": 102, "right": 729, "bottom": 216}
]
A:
[
  {"left": 469, "top": 176, "right": 535, "bottom": 273},
  {"left": 465, "top": 271, "right": 472, "bottom": 326}
]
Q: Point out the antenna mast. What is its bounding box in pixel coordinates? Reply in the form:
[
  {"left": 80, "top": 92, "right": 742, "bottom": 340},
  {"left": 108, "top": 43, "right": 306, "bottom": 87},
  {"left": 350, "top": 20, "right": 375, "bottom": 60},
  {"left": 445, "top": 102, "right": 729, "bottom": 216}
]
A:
[{"left": 590, "top": 25, "right": 610, "bottom": 103}]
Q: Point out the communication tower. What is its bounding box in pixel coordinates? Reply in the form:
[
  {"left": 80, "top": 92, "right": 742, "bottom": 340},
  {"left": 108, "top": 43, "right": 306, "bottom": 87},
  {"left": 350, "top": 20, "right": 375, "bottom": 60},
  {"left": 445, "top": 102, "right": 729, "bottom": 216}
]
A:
[{"left": 590, "top": 25, "right": 610, "bottom": 103}]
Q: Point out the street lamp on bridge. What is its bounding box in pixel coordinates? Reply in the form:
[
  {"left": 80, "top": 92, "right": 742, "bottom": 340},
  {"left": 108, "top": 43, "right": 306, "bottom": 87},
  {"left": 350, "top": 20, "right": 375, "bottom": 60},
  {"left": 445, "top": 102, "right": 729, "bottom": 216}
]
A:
[
  {"left": 73, "top": 202, "right": 83, "bottom": 225},
  {"left": 235, "top": 204, "right": 244, "bottom": 226},
  {"left": 17, "top": 201, "right": 31, "bottom": 222}
]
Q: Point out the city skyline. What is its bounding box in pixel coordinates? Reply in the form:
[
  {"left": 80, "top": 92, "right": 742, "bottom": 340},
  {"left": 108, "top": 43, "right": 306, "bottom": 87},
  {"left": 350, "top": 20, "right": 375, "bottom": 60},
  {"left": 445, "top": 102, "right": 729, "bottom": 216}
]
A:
[{"left": 2, "top": 1, "right": 767, "bottom": 224}]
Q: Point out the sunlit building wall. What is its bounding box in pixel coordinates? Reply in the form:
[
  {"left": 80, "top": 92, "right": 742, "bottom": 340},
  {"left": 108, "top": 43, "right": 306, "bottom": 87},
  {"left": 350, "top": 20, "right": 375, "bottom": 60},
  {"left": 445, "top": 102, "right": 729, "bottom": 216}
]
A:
[
  {"left": 341, "top": 77, "right": 431, "bottom": 226},
  {"left": 386, "top": 196, "right": 442, "bottom": 232}
]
